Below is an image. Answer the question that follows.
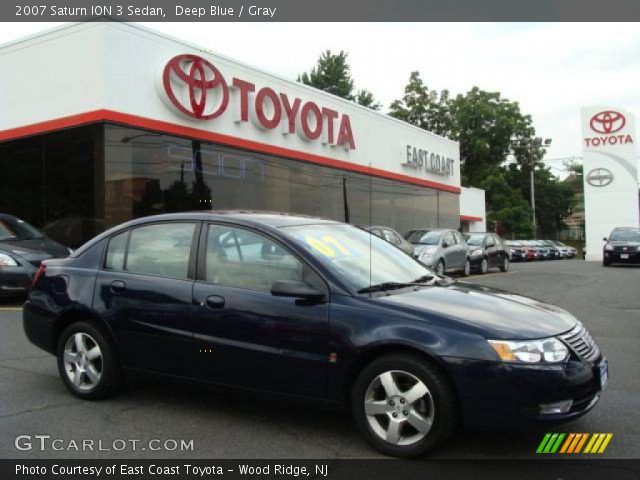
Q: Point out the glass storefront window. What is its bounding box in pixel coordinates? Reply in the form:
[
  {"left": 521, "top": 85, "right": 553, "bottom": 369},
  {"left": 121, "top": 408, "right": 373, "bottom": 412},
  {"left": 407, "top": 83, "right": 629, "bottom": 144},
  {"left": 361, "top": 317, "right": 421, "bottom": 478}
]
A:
[{"left": 0, "top": 123, "right": 460, "bottom": 248}]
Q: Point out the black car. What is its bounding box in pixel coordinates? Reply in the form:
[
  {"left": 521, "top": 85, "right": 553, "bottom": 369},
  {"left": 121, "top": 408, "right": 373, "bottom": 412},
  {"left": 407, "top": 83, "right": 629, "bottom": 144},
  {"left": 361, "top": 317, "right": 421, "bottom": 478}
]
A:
[
  {"left": 0, "top": 213, "right": 71, "bottom": 298},
  {"left": 360, "top": 225, "right": 414, "bottom": 255},
  {"left": 463, "top": 232, "right": 510, "bottom": 273},
  {"left": 23, "top": 212, "right": 607, "bottom": 457},
  {"left": 603, "top": 227, "right": 640, "bottom": 266}
]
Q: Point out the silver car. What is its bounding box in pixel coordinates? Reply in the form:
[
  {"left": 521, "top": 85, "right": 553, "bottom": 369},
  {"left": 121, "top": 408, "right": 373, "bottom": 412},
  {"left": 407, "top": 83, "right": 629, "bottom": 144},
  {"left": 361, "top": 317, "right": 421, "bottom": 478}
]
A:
[
  {"left": 360, "top": 225, "right": 414, "bottom": 256},
  {"left": 404, "top": 228, "right": 470, "bottom": 276}
]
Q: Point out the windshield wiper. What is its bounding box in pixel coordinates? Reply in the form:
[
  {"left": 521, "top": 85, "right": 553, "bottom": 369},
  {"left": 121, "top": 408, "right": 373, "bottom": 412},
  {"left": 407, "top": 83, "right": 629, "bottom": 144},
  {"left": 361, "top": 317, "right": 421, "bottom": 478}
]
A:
[{"left": 357, "top": 275, "right": 438, "bottom": 294}]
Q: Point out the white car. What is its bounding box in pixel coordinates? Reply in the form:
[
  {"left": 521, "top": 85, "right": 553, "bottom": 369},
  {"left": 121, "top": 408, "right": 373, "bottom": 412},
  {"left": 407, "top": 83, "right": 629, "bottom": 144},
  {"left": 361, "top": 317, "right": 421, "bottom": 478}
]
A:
[{"left": 550, "top": 241, "right": 577, "bottom": 258}]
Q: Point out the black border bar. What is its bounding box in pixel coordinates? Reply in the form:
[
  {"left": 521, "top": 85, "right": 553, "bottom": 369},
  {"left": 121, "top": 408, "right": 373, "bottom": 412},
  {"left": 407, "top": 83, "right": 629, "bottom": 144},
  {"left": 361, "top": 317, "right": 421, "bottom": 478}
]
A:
[{"left": 4, "top": 0, "right": 640, "bottom": 22}]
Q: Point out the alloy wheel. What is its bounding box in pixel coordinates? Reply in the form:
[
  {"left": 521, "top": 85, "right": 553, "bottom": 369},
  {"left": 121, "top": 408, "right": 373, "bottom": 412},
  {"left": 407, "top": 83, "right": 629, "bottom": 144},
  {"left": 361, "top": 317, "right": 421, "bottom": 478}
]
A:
[
  {"left": 437, "top": 261, "right": 445, "bottom": 276},
  {"left": 63, "top": 332, "right": 103, "bottom": 392},
  {"left": 364, "top": 370, "right": 435, "bottom": 446},
  {"left": 464, "top": 259, "right": 470, "bottom": 276}
]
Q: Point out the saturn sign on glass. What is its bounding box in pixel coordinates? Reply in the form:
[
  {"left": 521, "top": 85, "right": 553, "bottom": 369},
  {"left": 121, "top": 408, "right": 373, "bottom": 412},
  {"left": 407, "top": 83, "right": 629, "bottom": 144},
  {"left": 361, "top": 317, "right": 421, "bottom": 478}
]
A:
[
  {"left": 580, "top": 107, "right": 639, "bottom": 261},
  {"left": 159, "top": 54, "right": 356, "bottom": 150}
]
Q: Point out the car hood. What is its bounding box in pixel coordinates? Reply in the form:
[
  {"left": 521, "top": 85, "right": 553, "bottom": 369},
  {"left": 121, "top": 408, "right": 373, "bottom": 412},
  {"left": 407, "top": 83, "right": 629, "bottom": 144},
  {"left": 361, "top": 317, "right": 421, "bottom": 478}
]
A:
[
  {"left": 412, "top": 245, "right": 438, "bottom": 256},
  {"left": 608, "top": 241, "right": 640, "bottom": 247},
  {"left": 0, "top": 238, "right": 69, "bottom": 259},
  {"left": 375, "top": 282, "right": 577, "bottom": 340}
]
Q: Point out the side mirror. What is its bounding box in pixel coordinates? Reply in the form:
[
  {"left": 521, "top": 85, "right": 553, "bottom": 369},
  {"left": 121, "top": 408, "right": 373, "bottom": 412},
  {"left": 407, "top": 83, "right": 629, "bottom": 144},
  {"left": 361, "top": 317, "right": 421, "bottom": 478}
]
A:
[
  {"left": 442, "top": 241, "right": 449, "bottom": 249},
  {"left": 602, "top": 237, "right": 608, "bottom": 242},
  {"left": 271, "top": 280, "right": 325, "bottom": 301}
]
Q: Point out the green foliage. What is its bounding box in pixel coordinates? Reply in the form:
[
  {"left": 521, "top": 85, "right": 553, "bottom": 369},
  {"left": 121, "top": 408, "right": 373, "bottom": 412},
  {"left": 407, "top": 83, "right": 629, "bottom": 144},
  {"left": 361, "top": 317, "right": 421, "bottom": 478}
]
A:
[
  {"left": 389, "top": 71, "right": 574, "bottom": 238},
  {"left": 298, "top": 50, "right": 381, "bottom": 110}
]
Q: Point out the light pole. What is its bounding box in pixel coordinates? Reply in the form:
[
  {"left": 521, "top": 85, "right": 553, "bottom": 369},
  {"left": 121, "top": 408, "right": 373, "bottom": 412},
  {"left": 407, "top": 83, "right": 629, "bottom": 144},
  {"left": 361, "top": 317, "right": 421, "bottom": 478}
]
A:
[{"left": 510, "top": 137, "right": 552, "bottom": 237}]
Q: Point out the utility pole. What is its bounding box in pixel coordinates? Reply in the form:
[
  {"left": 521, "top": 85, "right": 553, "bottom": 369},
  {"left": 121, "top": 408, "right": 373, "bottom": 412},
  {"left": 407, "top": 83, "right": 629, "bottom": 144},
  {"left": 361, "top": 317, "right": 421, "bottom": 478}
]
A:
[{"left": 511, "top": 137, "right": 552, "bottom": 238}]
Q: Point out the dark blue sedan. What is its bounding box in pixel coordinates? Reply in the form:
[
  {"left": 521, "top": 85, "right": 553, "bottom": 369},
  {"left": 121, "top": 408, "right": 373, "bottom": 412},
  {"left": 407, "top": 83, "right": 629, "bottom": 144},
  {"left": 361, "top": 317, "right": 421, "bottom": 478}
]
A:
[{"left": 23, "top": 212, "right": 607, "bottom": 457}]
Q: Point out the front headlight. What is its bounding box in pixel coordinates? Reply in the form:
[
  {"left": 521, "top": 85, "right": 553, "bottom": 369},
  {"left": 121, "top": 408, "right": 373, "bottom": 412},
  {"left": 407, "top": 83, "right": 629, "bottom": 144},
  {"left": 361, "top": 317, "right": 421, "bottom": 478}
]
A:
[
  {"left": 0, "top": 253, "right": 19, "bottom": 267},
  {"left": 604, "top": 244, "right": 613, "bottom": 251},
  {"left": 488, "top": 337, "right": 569, "bottom": 363},
  {"left": 471, "top": 248, "right": 483, "bottom": 257},
  {"left": 420, "top": 250, "right": 434, "bottom": 259}
]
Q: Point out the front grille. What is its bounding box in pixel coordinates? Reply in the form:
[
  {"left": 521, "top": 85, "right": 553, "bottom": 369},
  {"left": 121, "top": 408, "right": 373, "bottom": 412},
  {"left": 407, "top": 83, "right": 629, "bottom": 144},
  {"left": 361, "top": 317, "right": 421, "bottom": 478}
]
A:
[
  {"left": 613, "top": 245, "right": 634, "bottom": 252},
  {"left": 560, "top": 324, "right": 600, "bottom": 363}
]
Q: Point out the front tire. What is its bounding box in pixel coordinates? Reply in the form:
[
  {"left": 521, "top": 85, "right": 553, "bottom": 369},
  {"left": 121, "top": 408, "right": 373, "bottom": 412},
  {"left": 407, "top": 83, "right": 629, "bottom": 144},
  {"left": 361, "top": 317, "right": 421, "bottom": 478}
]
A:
[
  {"left": 499, "top": 256, "right": 509, "bottom": 272},
  {"left": 351, "top": 354, "right": 458, "bottom": 458},
  {"left": 436, "top": 259, "right": 445, "bottom": 276},
  {"left": 56, "top": 321, "right": 122, "bottom": 400}
]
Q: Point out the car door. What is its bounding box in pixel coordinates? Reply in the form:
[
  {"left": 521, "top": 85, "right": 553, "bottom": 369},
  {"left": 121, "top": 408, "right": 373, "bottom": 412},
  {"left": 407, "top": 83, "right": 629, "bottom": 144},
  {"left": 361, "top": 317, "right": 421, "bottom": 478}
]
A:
[
  {"left": 453, "top": 231, "right": 468, "bottom": 266},
  {"left": 484, "top": 234, "right": 498, "bottom": 267},
  {"left": 442, "top": 231, "right": 459, "bottom": 269},
  {"left": 191, "top": 223, "right": 330, "bottom": 398},
  {"left": 93, "top": 221, "right": 199, "bottom": 376}
]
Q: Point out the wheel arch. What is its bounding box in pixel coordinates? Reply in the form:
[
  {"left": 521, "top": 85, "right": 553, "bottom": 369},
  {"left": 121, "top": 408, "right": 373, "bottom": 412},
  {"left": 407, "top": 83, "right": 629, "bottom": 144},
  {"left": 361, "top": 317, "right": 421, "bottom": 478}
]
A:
[
  {"left": 345, "top": 342, "right": 456, "bottom": 402},
  {"left": 52, "top": 308, "right": 118, "bottom": 353}
]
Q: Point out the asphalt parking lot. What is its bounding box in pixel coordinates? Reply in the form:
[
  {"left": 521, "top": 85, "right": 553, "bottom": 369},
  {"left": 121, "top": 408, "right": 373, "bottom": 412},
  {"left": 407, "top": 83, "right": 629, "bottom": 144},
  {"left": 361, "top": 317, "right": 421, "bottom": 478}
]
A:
[{"left": 0, "top": 260, "right": 638, "bottom": 459}]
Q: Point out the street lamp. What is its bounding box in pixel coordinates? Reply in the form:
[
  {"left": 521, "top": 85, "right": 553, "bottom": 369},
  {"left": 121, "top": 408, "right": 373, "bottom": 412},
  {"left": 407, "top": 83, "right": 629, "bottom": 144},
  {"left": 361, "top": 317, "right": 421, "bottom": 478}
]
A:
[{"left": 510, "top": 137, "right": 552, "bottom": 237}]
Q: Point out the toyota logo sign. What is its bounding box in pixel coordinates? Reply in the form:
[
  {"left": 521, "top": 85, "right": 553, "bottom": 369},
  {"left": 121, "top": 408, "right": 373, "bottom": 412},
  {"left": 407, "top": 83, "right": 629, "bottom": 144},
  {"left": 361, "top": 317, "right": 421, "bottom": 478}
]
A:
[
  {"left": 590, "top": 110, "right": 626, "bottom": 134},
  {"left": 162, "top": 54, "right": 229, "bottom": 119},
  {"left": 586, "top": 168, "right": 614, "bottom": 187}
]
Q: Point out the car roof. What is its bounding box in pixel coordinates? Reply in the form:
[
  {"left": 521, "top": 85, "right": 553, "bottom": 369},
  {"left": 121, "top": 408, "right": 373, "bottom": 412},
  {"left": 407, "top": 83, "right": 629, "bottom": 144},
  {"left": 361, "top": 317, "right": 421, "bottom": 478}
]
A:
[{"left": 124, "top": 211, "right": 340, "bottom": 229}]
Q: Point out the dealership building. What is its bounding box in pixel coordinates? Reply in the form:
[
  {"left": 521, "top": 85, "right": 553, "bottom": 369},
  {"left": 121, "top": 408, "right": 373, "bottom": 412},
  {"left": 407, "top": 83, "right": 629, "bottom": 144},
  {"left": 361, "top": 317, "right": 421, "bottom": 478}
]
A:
[{"left": 0, "top": 22, "right": 485, "bottom": 248}]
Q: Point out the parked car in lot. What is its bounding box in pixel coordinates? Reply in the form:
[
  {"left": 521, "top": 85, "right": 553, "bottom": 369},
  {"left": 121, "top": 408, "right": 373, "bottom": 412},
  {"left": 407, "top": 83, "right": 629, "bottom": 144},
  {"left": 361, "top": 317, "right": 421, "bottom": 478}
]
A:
[
  {"left": 504, "top": 240, "right": 527, "bottom": 262},
  {"left": 0, "top": 213, "right": 71, "bottom": 298},
  {"left": 536, "top": 240, "right": 560, "bottom": 260},
  {"left": 523, "top": 240, "right": 548, "bottom": 260},
  {"left": 603, "top": 227, "right": 640, "bottom": 266},
  {"left": 463, "top": 232, "right": 510, "bottom": 273},
  {"left": 548, "top": 240, "right": 576, "bottom": 259},
  {"left": 23, "top": 212, "right": 607, "bottom": 458},
  {"left": 404, "top": 228, "right": 470, "bottom": 276},
  {"left": 360, "top": 225, "right": 414, "bottom": 256}
]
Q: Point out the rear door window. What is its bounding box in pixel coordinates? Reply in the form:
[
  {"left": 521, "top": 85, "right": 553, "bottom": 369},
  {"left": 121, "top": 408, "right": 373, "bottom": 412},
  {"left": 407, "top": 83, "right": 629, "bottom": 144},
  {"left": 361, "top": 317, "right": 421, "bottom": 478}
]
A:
[{"left": 105, "top": 223, "right": 196, "bottom": 280}]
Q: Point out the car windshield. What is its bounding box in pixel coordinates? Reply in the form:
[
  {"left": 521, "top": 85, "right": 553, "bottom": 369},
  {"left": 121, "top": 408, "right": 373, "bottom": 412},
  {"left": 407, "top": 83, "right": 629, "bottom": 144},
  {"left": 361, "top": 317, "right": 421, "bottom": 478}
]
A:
[
  {"left": 405, "top": 230, "right": 441, "bottom": 245},
  {"left": 609, "top": 229, "right": 640, "bottom": 242},
  {"left": 463, "top": 234, "right": 485, "bottom": 246},
  {"left": 0, "top": 217, "right": 44, "bottom": 241},
  {"left": 283, "top": 224, "right": 433, "bottom": 291}
]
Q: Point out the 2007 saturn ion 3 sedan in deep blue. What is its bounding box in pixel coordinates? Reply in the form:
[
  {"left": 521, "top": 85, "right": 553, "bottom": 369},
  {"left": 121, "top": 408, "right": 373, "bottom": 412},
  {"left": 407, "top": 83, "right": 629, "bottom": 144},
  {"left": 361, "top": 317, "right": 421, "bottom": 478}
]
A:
[{"left": 23, "top": 212, "right": 607, "bottom": 457}]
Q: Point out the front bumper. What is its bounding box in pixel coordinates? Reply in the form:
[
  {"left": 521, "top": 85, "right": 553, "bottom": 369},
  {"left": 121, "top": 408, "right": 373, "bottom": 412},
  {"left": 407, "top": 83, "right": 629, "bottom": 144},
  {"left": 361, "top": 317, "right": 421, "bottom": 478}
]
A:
[
  {"left": 441, "top": 355, "right": 605, "bottom": 429},
  {"left": 604, "top": 250, "right": 640, "bottom": 264},
  {"left": 0, "top": 267, "right": 33, "bottom": 297}
]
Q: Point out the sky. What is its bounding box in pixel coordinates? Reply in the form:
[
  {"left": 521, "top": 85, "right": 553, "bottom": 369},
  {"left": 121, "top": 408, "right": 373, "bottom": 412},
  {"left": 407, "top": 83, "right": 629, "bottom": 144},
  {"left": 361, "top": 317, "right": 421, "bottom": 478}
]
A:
[{"left": 2, "top": 22, "right": 639, "bottom": 176}]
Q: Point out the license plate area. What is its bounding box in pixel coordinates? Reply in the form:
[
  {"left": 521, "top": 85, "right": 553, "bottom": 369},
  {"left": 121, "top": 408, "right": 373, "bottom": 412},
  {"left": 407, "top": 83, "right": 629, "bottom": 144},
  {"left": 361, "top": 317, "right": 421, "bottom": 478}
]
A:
[
  {"left": 620, "top": 253, "right": 629, "bottom": 259},
  {"left": 597, "top": 358, "right": 608, "bottom": 390}
]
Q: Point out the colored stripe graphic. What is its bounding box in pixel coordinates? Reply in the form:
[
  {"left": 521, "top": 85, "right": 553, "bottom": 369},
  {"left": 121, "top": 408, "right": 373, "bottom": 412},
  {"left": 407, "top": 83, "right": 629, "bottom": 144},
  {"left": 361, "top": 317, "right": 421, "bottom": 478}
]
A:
[
  {"left": 536, "top": 433, "right": 565, "bottom": 453},
  {"left": 539, "top": 433, "right": 613, "bottom": 454}
]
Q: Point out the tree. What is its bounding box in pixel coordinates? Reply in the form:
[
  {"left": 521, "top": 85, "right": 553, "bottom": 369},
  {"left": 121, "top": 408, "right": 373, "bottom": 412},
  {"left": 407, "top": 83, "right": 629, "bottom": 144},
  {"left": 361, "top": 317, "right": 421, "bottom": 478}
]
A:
[
  {"left": 389, "top": 71, "right": 452, "bottom": 136},
  {"left": 354, "top": 89, "right": 382, "bottom": 110},
  {"left": 298, "top": 50, "right": 381, "bottom": 109},
  {"left": 450, "top": 87, "right": 536, "bottom": 186},
  {"left": 479, "top": 167, "right": 534, "bottom": 238},
  {"left": 504, "top": 163, "right": 574, "bottom": 237}
]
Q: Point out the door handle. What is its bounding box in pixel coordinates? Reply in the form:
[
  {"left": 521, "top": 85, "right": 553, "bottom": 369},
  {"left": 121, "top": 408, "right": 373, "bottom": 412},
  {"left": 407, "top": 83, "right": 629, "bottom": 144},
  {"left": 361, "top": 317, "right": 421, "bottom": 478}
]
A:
[
  {"left": 205, "top": 295, "right": 225, "bottom": 309},
  {"left": 110, "top": 280, "right": 126, "bottom": 293}
]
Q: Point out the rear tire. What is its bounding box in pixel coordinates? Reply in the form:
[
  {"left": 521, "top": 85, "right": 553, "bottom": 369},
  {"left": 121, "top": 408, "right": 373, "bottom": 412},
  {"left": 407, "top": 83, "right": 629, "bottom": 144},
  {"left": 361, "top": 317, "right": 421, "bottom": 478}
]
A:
[
  {"left": 56, "top": 321, "right": 122, "bottom": 400},
  {"left": 351, "top": 354, "right": 458, "bottom": 458},
  {"left": 480, "top": 257, "right": 489, "bottom": 274}
]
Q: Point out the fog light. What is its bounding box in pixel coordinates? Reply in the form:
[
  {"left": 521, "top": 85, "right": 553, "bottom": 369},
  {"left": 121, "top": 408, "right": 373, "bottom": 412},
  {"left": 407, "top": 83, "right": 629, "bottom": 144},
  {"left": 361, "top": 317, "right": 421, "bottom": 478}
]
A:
[{"left": 539, "top": 399, "right": 573, "bottom": 414}]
